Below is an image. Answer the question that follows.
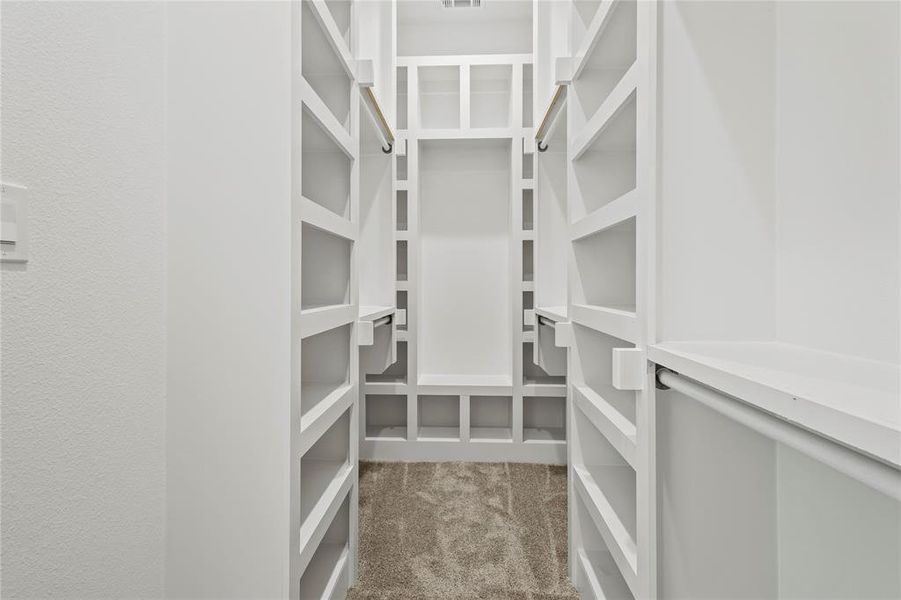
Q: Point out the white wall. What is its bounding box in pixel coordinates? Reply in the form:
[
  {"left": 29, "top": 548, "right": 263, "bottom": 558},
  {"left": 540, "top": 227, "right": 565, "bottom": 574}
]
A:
[
  {"left": 774, "top": 1, "right": 900, "bottom": 364},
  {"left": 0, "top": 2, "right": 167, "bottom": 597},
  {"left": 165, "top": 2, "right": 293, "bottom": 597}
]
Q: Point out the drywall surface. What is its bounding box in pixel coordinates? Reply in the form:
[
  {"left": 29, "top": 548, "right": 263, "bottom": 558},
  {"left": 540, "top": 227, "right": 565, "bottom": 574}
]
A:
[
  {"left": 419, "top": 140, "right": 512, "bottom": 380},
  {"left": 776, "top": 445, "right": 901, "bottom": 599},
  {"left": 657, "top": 0, "right": 777, "bottom": 342},
  {"left": 657, "top": 390, "right": 778, "bottom": 599},
  {"left": 774, "top": 1, "right": 900, "bottom": 364},
  {"left": 0, "top": 2, "right": 167, "bottom": 597},
  {"left": 165, "top": 2, "right": 292, "bottom": 597}
]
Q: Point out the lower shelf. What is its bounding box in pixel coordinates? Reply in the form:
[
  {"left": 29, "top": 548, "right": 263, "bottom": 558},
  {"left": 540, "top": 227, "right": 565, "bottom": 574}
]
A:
[
  {"left": 524, "top": 427, "right": 566, "bottom": 443},
  {"left": 299, "top": 543, "right": 348, "bottom": 600},
  {"left": 470, "top": 426, "right": 513, "bottom": 442},
  {"left": 418, "top": 426, "right": 461, "bottom": 441},
  {"left": 365, "top": 425, "right": 407, "bottom": 441}
]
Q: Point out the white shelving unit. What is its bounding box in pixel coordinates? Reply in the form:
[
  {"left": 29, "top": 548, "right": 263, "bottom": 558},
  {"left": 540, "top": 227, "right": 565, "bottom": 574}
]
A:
[
  {"left": 360, "top": 3, "right": 567, "bottom": 465},
  {"left": 292, "top": 1, "right": 361, "bottom": 598}
]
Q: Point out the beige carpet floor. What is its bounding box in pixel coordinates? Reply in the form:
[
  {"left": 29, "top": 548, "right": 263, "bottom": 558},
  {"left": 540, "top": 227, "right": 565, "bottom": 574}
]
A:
[{"left": 347, "top": 461, "right": 579, "bottom": 600}]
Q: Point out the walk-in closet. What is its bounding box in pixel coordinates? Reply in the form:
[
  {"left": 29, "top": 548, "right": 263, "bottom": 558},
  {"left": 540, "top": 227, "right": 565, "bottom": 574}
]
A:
[{"left": 1, "top": 1, "right": 898, "bottom": 599}]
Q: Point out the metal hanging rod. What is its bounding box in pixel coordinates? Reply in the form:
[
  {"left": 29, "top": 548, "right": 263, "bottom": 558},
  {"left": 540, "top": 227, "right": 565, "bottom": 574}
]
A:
[
  {"left": 360, "top": 84, "right": 396, "bottom": 154},
  {"left": 535, "top": 84, "right": 567, "bottom": 152},
  {"left": 655, "top": 368, "right": 901, "bottom": 502},
  {"left": 537, "top": 315, "right": 556, "bottom": 328},
  {"left": 373, "top": 314, "right": 392, "bottom": 328}
]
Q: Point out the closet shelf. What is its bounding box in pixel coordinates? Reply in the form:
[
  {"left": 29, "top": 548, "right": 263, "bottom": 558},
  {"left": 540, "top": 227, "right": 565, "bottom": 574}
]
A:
[
  {"left": 518, "top": 231, "right": 536, "bottom": 242},
  {"left": 299, "top": 543, "right": 349, "bottom": 600},
  {"left": 395, "top": 180, "right": 409, "bottom": 191},
  {"left": 299, "top": 383, "right": 354, "bottom": 457},
  {"left": 571, "top": 0, "right": 622, "bottom": 80},
  {"left": 307, "top": 0, "right": 354, "bottom": 80},
  {"left": 571, "top": 63, "right": 638, "bottom": 160},
  {"left": 395, "top": 329, "right": 408, "bottom": 342},
  {"left": 570, "top": 189, "right": 639, "bottom": 241},
  {"left": 649, "top": 341, "right": 901, "bottom": 467},
  {"left": 299, "top": 304, "right": 356, "bottom": 339},
  {"left": 523, "top": 330, "right": 536, "bottom": 343},
  {"left": 418, "top": 374, "right": 513, "bottom": 396},
  {"left": 300, "top": 195, "right": 355, "bottom": 241},
  {"left": 576, "top": 547, "right": 633, "bottom": 600},
  {"left": 573, "top": 465, "right": 638, "bottom": 595},
  {"left": 524, "top": 427, "right": 566, "bottom": 444},
  {"left": 297, "top": 462, "right": 354, "bottom": 577},
  {"left": 521, "top": 179, "right": 535, "bottom": 190},
  {"left": 571, "top": 304, "right": 639, "bottom": 344},
  {"left": 574, "top": 385, "right": 637, "bottom": 468},
  {"left": 396, "top": 281, "right": 409, "bottom": 291},
  {"left": 363, "top": 381, "right": 407, "bottom": 396},
  {"left": 358, "top": 305, "right": 394, "bottom": 322},
  {"left": 300, "top": 76, "right": 356, "bottom": 160},
  {"left": 535, "top": 306, "right": 568, "bottom": 323},
  {"left": 523, "top": 382, "right": 567, "bottom": 398},
  {"left": 396, "top": 230, "right": 410, "bottom": 241},
  {"left": 522, "top": 281, "right": 535, "bottom": 292},
  {"left": 415, "top": 128, "right": 523, "bottom": 141}
]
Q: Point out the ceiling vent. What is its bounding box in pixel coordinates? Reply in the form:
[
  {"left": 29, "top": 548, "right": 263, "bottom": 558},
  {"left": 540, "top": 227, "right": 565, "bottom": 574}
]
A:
[{"left": 440, "top": 0, "right": 481, "bottom": 8}]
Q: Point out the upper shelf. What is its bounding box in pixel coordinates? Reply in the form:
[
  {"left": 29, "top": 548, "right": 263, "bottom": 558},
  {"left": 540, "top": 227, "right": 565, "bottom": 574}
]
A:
[{"left": 649, "top": 341, "right": 901, "bottom": 467}]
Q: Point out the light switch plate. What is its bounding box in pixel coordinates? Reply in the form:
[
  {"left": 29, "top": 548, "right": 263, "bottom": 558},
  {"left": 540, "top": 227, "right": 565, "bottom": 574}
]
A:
[{"left": 1, "top": 183, "right": 28, "bottom": 263}]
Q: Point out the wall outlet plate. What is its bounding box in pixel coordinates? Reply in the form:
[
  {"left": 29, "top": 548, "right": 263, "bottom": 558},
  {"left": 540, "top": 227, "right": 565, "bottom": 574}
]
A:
[{"left": 1, "top": 183, "right": 29, "bottom": 263}]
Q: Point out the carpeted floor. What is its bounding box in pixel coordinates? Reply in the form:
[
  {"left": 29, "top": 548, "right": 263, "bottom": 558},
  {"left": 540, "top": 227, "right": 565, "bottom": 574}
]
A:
[{"left": 347, "top": 461, "right": 579, "bottom": 600}]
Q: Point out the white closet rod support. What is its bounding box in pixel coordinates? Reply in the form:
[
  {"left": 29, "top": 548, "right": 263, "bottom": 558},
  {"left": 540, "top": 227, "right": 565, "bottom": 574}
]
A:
[
  {"left": 538, "top": 315, "right": 557, "bottom": 328},
  {"left": 656, "top": 368, "right": 901, "bottom": 503}
]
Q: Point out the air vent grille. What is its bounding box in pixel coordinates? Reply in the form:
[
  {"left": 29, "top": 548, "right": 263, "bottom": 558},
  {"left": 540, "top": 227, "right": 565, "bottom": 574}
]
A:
[{"left": 440, "top": 0, "right": 481, "bottom": 8}]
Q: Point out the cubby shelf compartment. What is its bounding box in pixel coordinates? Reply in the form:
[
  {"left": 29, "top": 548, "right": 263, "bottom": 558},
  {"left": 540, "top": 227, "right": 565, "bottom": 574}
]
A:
[
  {"left": 365, "top": 394, "right": 407, "bottom": 440},
  {"left": 524, "top": 396, "right": 566, "bottom": 443},
  {"left": 418, "top": 395, "right": 461, "bottom": 441},
  {"left": 649, "top": 342, "right": 901, "bottom": 468},
  {"left": 573, "top": 465, "right": 638, "bottom": 595},
  {"left": 301, "top": 324, "right": 351, "bottom": 431},
  {"left": 300, "top": 78, "right": 355, "bottom": 161},
  {"left": 570, "top": 189, "right": 638, "bottom": 241},
  {"left": 570, "top": 92, "right": 636, "bottom": 221},
  {"left": 302, "top": 224, "right": 352, "bottom": 310},
  {"left": 301, "top": 0, "right": 353, "bottom": 134},
  {"left": 470, "top": 65, "right": 513, "bottom": 129},
  {"left": 301, "top": 104, "right": 353, "bottom": 218},
  {"left": 470, "top": 396, "right": 513, "bottom": 442},
  {"left": 575, "top": 494, "right": 635, "bottom": 600},
  {"left": 419, "top": 66, "right": 461, "bottom": 129},
  {"left": 572, "top": 65, "right": 639, "bottom": 160},
  {"left": 300, "top": 410, "right": 351, "bottom": 527},
  {"left": 574, "top": 385, "right": 637, "bottom": 468},
  {"left": 299, "top": 382, "right": 354, "bottom": 457},
  {"left": 300, "top": 196, "right": 355, "bottom": 241},
  {"left": 297, "top": 447, "right": 354, "bottom": 576},
  {"left": 298, "top": 494, "right": 350, "bottom": 600}
]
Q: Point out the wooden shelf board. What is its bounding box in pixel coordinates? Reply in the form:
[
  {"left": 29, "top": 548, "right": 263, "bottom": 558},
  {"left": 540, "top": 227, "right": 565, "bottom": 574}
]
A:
[
  {"left": 418, "top": 374, "right": 514, "bottom": 396},
  {"left": 299, "top": 76, "right": 356, "bottom": 160},
  {"left": 535, "top": 306, "right": 569, "bottom": 322},
  {"left": 299, "top": 543, "right": 348, "bottom": 600},
  {"left": 299, "top": 382, "right": 354, "bottom": 457},
  {"left": 573, "top": 465, "right": 638, "bottom": 594},
  {"left": 649, "top": 341, "right": 901, "bottom": 467},
  {"left": 358, "top": 305, "right": 394, "bottom": 322},
  {"left": 571, "top": 63, "right": 639, "bottom": 160},
  {"left": 570, "top": 189, "right": 639, "bottom": 242},
  {"left": 469, "top": 427, "right": 514, "bottom": 443},
  {"left": 300, "top": 196, "right": 355, "bottom": 241},
  {"left": 418, "top": 426, "right": 461, "bottom": 441},
  {"left": 523, "top": 427, "right": 566, "bottom": 443},
  {"left": 299, "top": 304, "right": 356, "bottom": 339},
  {"left": 577, "top": 547, "right": 633, "bottom": 600},
  {"left": 574, "top": 384, "right": 637, "bottom": 468},
  {"left": 570, "top": 304, "right": 639, "bottom": 344},
  {"left": 365, "top": 425, "right": 407, "bottom": 441},
  {"left": 297, "top": 462, "right": 353, "bottom": 577}
]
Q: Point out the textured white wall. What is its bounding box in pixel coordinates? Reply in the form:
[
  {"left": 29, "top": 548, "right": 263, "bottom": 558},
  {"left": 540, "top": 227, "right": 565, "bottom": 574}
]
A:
[
  {"left": 165, "top": 3, "right": 293, "bottom": 597},
  {"left": 1, "top": 2, "right": 167, "bottom": 597}
]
